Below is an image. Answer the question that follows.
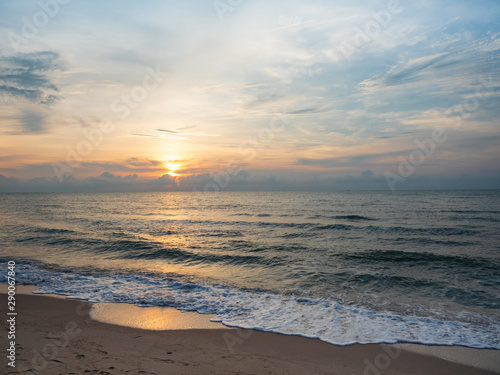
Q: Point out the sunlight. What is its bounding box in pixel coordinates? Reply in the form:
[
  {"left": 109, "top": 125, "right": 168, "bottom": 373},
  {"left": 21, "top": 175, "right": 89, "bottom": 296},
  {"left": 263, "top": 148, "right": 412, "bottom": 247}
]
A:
[
  {"left": 90, "top": 303, "right": 226, "bottom": 330},
  {"left": 164, "top": 156, "right": 181, "bottom": 176},
  {"left": 166, "top": 162, "right": 181, "bottom": 171}
]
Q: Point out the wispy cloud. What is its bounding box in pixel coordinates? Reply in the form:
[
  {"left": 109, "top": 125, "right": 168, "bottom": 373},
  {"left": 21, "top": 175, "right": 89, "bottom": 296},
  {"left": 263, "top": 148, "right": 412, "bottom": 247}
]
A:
[
  {"left": 0, "top": 51, "right": 64, "bottom": 104},
  {"left": 0, "top": 51, "right": 65, "bottom": 134},
  {"left": 155, "top": 128, "right": 180, "bottom": 133}
]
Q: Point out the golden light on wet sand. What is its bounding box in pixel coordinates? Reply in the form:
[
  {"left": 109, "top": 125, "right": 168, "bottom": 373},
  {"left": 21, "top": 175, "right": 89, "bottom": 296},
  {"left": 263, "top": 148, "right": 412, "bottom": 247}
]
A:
[{"left": 90, "top": 303, "right": 229, "bottom": 330}]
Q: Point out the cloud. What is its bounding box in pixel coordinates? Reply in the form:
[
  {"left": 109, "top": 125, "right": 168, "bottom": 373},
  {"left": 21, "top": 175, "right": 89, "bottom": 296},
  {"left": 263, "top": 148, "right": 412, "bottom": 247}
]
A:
[
  {"left": 0, "top": 51, "right": 64, "bottom": 103},
  {"left": 357, "top": 34, "right": 500, "bottom": 113},
  {"left": 4, "top": 52, "right": 65, "bottom": 71},
  {"left": 126, "top": 158, "right": 161, "bottom": 168},
  {"left": 155, "top": 128, "right": 180, "bottom": 134},
  {"left": 0, "top": 51, "right": 66, "bottom": 134},
  {"left": 297, "top": 151, "right": 403, "bottom": 168},
  {"left": 361, "top": 170, "right": 374, "bottom": 178},
  {"left": 375, "top": 53, "right": 456, "bottom": 87},
  {"left": 0, "top": 159, "right": 168, "bottom": 178},
  {"left": 18, "top": 109, "right": 46, "bottom": 134},
  {"left": 131, "top": 132, "right": 188, "bottom": 140},
  {"left": 1, "top": 169, "right": 499, "bottom": 192},
  {"left": 178, "top": 125, "right": 196, "bottom": 130},
  {"left": 288, "top": 107, "right": 325, "bottom": 114},
  {"left": 131, "top": 127, "right": 218, "bottom": 140},
  {"left": 0, "top": 85, "right": 45, "bottom": 101},
  {"left": 78, "top": 160, "right": 167, "bottom": 175},
  {"left": 0, "top": 172, "right": 177, "bottom": 192}
]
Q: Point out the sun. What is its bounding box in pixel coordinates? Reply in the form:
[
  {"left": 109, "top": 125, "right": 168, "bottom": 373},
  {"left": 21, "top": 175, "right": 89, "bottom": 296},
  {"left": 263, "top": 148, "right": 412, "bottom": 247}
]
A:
[
  {"left": 164, "top": 156, "right": 181, "bottom": 176},
  {"left": 166, "top": 164, "right": 180, "bottom": 176}
]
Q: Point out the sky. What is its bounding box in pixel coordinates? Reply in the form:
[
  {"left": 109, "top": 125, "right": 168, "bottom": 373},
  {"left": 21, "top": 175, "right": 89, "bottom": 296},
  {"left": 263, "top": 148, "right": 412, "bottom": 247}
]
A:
[{"left": 0, "top": 0, "right": 499, "bottom": 192}]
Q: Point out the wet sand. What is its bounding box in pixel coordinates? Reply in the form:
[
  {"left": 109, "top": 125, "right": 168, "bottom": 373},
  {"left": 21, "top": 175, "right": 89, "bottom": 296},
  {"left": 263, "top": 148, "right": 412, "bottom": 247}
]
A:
[{"left": 1, "top": 287, "right": 499, "bottom": 374}]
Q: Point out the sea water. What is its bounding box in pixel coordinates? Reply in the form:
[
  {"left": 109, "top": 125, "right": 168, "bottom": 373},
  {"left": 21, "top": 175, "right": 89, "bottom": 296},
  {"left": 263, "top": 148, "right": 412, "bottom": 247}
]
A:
[{"left": 0, "top": 191, "right": 499, "bottom": 348}]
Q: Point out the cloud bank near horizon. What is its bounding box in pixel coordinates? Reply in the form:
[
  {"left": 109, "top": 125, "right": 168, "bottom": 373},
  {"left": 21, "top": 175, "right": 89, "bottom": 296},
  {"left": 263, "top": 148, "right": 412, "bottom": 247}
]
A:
[{"left": 1, "top": 171, "right": 499, "bottom": 192}]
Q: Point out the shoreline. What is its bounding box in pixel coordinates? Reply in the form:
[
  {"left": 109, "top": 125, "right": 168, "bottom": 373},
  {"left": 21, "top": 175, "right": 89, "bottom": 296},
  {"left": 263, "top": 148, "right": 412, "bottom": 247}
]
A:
[{"left": 1, "top": 287, "right": 499, "bottom": 374}]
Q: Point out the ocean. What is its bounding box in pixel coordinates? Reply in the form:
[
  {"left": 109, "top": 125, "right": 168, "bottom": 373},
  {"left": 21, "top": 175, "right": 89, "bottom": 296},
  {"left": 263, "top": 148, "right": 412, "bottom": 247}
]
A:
[{"left": 0, "top": 190, "right": 499, "bottom": 348}]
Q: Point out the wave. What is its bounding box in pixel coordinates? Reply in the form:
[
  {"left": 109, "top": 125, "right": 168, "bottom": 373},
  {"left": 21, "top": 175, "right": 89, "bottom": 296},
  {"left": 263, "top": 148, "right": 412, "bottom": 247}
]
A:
[
  {"left": 309, "top": 214, "right": 377, "bottom": 221},
  {"left": 10, "top": 229, "right": 282, "bottom": 267},
  {"left": 1, "top": 260, "right": 499, "bottom": 349},
  {"left": 343, "top": 250, "right": 499, "bottom": 270},
  {"left": 18, "top": 217, "right": 483, "bottom": 239},
  {"left": 128, "top": 248, "right": 282, "bottom": 266},
  {"left": 314, "top": 224, "right": 353, "bottom": 230},
  {"left": 332, "top": 272, "right": 500, "bottom": 309},
  {"left": 363, "top": 225, "right": 481, "bottom": 236},
  {"left": 195, "top": 230, "right": 244, "bottom": 237},
  {"left": 465, "top": 217, "right": 500, "bottom": 223},
  {"left": 445, "top": 210, "right": 500, "bottom": 214},
  {"left": 101, "top": 239, "right": 285, "bottom": 266},
  {"left": 391, "top": 237, "right": 477, "bottom": 246}
]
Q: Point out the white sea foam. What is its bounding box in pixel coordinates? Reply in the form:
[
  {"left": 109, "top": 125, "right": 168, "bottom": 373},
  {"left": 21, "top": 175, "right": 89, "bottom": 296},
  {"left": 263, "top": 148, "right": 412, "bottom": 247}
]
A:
[{"left": 2, "top": 261, "right": 499, "bottom": 349}]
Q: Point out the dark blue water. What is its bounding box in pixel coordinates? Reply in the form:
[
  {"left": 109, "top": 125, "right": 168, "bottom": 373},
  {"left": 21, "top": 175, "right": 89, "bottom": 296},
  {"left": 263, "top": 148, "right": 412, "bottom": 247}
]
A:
[{"left": 0, "top": 191, "right": 499, "bottom": 347}]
